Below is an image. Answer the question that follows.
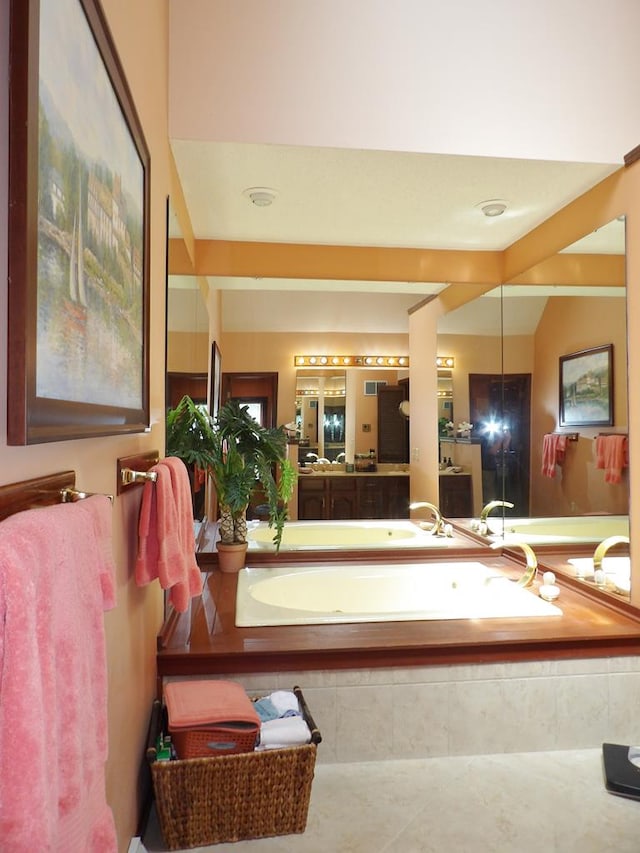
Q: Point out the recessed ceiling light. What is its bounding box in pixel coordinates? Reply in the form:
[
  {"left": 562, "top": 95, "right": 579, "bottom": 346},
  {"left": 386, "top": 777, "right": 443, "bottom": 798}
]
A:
[
  {"left": 476, "top": 199, "right": 508, "bottom": 218},
  {"left": 243, "top": 187, "right": 277, "bottom": 207}
]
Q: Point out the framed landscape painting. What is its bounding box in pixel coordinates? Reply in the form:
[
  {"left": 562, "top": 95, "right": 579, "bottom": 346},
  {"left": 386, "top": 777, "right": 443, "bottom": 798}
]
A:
[
  {"left": 7, "top": 0, "right": 150, "bottom": 443},
  {"left": 559, "top": 344, "right": 614, "bottom": 428}
]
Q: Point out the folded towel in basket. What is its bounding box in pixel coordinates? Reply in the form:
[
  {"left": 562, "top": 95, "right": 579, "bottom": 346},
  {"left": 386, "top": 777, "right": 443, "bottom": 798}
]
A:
[
  {"left": 254, "top": 690, "right": 301, "bottom": 722},
  {"left": 165, "top": 680, "right": 260, "bottom": 728},
  {"left": 256, "top": 716, "right": 312, "bottom": 751}
]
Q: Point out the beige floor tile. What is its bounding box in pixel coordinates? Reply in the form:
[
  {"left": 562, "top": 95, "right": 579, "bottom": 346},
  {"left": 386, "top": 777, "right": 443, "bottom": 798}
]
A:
[{"left": 143, "top": 749, "right": 640, "bottom": 853}]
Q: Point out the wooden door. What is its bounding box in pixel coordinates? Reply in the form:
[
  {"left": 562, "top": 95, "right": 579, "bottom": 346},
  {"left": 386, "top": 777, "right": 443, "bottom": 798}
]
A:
[
  {"left": 221, "top": 372, "right": 279, "bottom": 427},
  {"left": 377, "top": 385, "right": 409, "bottom": 463},
  {"left": 469, "top": 373, "right": 531, "bottom": 515}
]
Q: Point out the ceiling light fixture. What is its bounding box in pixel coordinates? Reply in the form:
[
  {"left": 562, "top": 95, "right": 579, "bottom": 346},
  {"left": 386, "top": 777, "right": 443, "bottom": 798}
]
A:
[
  {"left": 477, "top": 199, "right": 508, "bottom": 218},
  {"left": 243, "top": 187, "right": 277, "bottom": 207}
]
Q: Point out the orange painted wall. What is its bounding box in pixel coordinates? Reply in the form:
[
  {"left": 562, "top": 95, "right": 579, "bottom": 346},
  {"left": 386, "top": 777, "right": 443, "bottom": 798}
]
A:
[
  {"left": 0, "top": 2, "right": 171, "bottom": 849},
  {"left": 530, "top": 296, "right": 628, "bottom": 516},
  {"left": 220, "top": 330, "right": 408, "bottom": 435},
  {"left": 167, "top": 330, "right": 209, "bottom": 372}
]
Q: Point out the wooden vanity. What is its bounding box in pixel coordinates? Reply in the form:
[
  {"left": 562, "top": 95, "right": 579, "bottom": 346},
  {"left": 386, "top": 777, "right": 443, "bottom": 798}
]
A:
[{"left": 297, "top": 471, "right": 409, "bottom": 519}]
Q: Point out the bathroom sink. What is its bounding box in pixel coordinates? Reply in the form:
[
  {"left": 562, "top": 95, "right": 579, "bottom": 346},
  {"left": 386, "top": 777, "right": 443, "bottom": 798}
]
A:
[{"left": 568, "top": 556, "right": 630, "bottom": 593}]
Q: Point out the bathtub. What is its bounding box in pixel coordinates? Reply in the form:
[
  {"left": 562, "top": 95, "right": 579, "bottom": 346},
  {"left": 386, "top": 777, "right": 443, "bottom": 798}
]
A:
[
  {"left": 485, "top": 515, "right": 629, "bottom": 545},
  {"left": 246, "top": 519, "right": 453, "bottom": 551},
  {"left": 235, "top": 561, "right": 561, "bottom": 627}
]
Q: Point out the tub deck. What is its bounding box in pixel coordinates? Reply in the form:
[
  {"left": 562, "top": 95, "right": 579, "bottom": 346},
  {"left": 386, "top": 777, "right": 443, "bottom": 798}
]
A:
[{"left": 157, "top": 552, "right": 640, "bottom": 681}]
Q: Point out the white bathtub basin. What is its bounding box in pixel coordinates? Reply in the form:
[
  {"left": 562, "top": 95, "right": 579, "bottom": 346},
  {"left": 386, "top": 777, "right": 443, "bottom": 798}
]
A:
[
  {"left": 235, "top": 561, "right": 562, "bottom": 627},
  {"left": 247, "top": 520, "right": 453, "bottom": 551},
  {"left": 486, "top": 515, "right": 629, "bottom": 545}
]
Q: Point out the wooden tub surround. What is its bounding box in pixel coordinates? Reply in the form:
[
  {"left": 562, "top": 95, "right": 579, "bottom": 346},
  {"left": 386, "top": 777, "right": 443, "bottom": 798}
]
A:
[{"left": 156, "top": 548, "right": 640, "bottom": 681}]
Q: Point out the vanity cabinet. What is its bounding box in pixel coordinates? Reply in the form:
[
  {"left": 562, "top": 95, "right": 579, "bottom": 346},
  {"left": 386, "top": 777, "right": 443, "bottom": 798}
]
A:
[
  {"left": 297, "top": 477, "right": 327, "bottom": 519},
  {"left": 330, "top": 477, "right": 358, "bottom": 519},
  {"left": 439, "top": 473, "right": 473, "bottom": 518},
  {"left": 357, "top": 477, "right": 385, "bottom": 518},
  {"left": 298, "top": 475, "right": 409, "bottom": 520}
]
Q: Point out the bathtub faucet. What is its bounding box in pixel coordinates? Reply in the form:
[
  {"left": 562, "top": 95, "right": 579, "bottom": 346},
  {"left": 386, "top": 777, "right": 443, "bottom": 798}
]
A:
[
  {"left": 472, "top": 499, "right": 515, "bottom": 535},
  {"left": 480, "top": 499, "right": 515, "bottom": 523},
  {"left": 592, "top": 535, "right": 630, "bottom": 587},
  {"left": 410, "top": 501, "right": 445, "bottom": 536},
  {"left": 490, "top": 541, "right": 537, "bottom": 588}
]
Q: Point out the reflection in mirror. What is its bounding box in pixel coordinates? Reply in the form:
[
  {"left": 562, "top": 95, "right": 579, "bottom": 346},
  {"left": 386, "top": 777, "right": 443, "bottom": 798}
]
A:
[
  {"left": 437, "top": 369, "right": 453, "bottom": 430},
  {"left": 505, "top": 216, "right": 627, "bottom": 522},
  {"left": 436, "top": 217, "right": 628, "bottom": 561},
  {"left": 295, "top": 371, "right": 346, "bottom": 462},
  {"left": 166, "top": 200, "right": 211, "bottom": 519}
]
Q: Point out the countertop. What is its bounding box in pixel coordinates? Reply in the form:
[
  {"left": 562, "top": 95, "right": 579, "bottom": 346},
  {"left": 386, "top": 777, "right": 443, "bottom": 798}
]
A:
[
  {"left": 298, "top": 465, "right": 409, "bottom": 477},
  {"left": 299, "top": 470, "right": 409, "bottom": 477}
]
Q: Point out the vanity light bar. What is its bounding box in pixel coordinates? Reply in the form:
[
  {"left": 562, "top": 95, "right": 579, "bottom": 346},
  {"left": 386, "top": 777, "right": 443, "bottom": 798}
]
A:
[
  {"left": 436, "top": 356, "right": 455, "bottom": 369},
  {"left": 297, "top": 388, "right": 345, "bottom": 396},
  {"left": 294, "top": 355, "right": 410, "bottom": 368}
]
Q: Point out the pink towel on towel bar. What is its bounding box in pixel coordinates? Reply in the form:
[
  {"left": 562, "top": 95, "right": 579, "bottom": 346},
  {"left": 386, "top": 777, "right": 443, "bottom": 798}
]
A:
[
  {"left": 595, "top": 434, "right": 628, "bottom": 484},
  {"left": 163, "top": 456, "right": 203, "bottom": 611},
  {"left": 135, "top": 457, "right": 202, "bottom": 611},
  {"left": 541, "top": 433, "right": 567, "bottom": 478},
  {"left": 0, "top": 495, "right": 117, "bottom": 853}
]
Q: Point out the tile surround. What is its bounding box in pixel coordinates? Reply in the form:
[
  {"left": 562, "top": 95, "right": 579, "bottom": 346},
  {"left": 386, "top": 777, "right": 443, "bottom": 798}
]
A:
[
  {"left": 182, "top": 655, "right": 640, "bottom": 762},
  {"left": 151, "top": 661, "right": 640, "bottom": 850}
]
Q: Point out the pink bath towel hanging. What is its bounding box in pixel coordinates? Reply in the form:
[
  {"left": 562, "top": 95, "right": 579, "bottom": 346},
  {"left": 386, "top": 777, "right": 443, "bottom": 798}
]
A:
[
  {"left": 135, "top": 457, "right": 202, "bottom": 611},
  {"left": 541, "top": 433, "right": 567, "bottom": 478},
  {"left": 595, "top": 434, "right": 628, "bottom": 484},
  {"left": 0, "top": 496, "right": 117, "bottom": 852},
  {"left": 163, "top": 456, "right": 203, "bottom": 610}
]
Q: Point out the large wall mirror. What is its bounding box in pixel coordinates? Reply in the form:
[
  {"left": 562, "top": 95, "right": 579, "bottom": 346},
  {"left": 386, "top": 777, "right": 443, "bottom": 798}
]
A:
[
  {"left": 295, "top": 371, "right": 346, "bottom": 463},
  {"left": 168, "top": 200, "right": 629, "bottom": 597},
  {"left": 436, "top": 217, "right": 629, "bottom": 596}
]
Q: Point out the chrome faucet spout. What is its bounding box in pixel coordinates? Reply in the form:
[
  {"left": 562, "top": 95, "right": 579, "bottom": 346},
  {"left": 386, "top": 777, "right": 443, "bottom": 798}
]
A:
[
  {"left": 410, "top": 501, "right": 445, "bottom": 536},
  {"left": 491, "top": 541, "right": 538, "bottom": 587}
]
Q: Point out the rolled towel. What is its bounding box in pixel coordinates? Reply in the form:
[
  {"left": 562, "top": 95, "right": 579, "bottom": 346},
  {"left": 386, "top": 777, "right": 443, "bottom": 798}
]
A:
[
  {"left": 253, "top": 697, "right": 280, "bottom": 722},
  {"left": 256, "top": 716, "right": 312, "bottom": 751},
  {"left": 267, "top": 690, "right": 300, "bottom": 717}
]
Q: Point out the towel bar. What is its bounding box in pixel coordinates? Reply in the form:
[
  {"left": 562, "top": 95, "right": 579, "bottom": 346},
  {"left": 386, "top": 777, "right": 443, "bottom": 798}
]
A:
[
  {"left": 117, "top": 451, "right": 160, "bottom": 494},
  {"left": 60, "top": 487, "right": 114, "bottom": 504}
]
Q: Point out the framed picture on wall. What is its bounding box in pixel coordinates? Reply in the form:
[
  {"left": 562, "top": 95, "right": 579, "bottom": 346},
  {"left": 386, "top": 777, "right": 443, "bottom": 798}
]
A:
[
  {"left": 559, "top": 344, "right": 614, "bottom": 427},
  {"left": 7, "top": 0, "right": 150, "bottom": 444}
]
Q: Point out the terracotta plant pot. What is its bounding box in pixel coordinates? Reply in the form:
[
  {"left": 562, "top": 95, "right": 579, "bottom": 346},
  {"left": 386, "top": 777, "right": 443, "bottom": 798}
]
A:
[{"left": 216, "top": 541, "right": 248, "bottom": 573}]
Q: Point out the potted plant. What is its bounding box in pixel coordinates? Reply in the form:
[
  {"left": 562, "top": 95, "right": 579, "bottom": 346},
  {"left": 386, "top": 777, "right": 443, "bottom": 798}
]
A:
[{"left": 166, "top": 395, "right": 297, "bottom": 570}]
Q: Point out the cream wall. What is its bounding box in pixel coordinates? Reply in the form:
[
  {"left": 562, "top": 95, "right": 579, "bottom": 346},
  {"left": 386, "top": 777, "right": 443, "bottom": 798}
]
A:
[
  {"left": 169, "top": 0, "right": 640, "bottom": 165},
  {"left": 0, "top": 2, "right": 170, "bottom": 849}
]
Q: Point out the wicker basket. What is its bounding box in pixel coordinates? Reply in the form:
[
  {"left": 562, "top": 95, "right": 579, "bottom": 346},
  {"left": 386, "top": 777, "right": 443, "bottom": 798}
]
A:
[{"left": 148, "top": 686, "right": 321, "bottom": 850}]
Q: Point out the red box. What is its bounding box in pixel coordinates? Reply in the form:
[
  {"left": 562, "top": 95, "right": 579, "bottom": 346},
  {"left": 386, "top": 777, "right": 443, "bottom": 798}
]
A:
[{"left": 164, "top": 680, "right": 260, "bottom": 758}]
